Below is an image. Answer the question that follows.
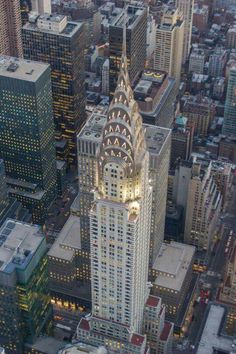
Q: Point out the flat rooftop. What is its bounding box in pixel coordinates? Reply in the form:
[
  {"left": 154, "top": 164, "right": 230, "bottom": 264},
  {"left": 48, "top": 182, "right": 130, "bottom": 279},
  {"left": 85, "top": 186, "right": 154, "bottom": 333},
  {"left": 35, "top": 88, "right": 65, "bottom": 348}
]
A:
[
  {"left": 78, "top": 113, "right": 107, "bottom": 143},
  {"left": 197, "top": 304, "right": 236, "bottom": 354},
  {"left": 144, "top": 124, "right": 171, "bottom": 156},
  {"left": 25, "top": 336, "right": 65, "bottom": 354},
  {"left": 0, "top": 219, "right": 43, "bottom": 273},
  {"left": 153, "top": 242, "right": 195, "bottom": 291},
  {"left": 23, "top": 17, "right": 82, "bottom": 37},
  {"left": 58, "top": 342, "right": 107, "bottom": 354},
  {"left": 111, "top": 5, "right": 145, "bottom": 29},
  {"left": 0, "top": 56, "right": 49, "bottom": 82},
  {"left": 48, "top": 215, "right": 81, "bottom": 261}
]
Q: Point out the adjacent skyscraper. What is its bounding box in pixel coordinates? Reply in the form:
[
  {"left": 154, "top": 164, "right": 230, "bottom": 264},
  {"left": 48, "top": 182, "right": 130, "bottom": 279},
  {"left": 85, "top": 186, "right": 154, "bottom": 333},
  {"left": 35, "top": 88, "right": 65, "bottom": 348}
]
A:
[
  {"left": 175, "top": 0, "right": 194, "bottom": 63},
  {"left": 223, "top": 67, "right": 236, "bottom": 137},
  {"left": 76, "top": 25, "right": 173, "bottom": 354},
  {"left": 0, "top": 0, "right": 23, "bottom": 57},
  {"left": 22, "top": 15, "right": 86, "bottom": 164},
  {"left": 0, "top": 219, "right": 52, "bottom": 353},
  {"left": 109, "top": 4, "right": 147, "bottom": 97},
  {"left": 0, "top": 56, "right": 57, "bottom": 224},
  {"left": 154, "top": 7, "right": 184, "bottom": 86},
  {"left": 32, "top": 0, "right": 51, "bottom": 13}
]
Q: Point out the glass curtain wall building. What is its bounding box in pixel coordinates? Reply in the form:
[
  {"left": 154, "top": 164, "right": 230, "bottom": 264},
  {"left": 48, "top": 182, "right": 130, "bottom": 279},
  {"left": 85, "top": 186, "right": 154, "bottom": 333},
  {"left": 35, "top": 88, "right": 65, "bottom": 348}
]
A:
[
  {"left": 0, "top": 56, "right": 57, "bottom": 224},
  {"left": 22, "top": 15, "right": 86, "bottom": 164}
]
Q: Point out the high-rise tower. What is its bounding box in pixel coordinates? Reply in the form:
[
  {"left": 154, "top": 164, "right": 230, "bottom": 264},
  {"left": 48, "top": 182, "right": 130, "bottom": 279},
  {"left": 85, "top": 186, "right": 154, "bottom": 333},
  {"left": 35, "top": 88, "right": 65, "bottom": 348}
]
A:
[
  {"left": 175, "top": 0, "right": 194, "bottom": 63},
  {"left": 223, "top": 67, "right": 236, "bottom": 137},
  {"left": 22, "top": 15, "right": 86, "bottom": 164},
  {"left": 0, "top": 0, "right": 23, "bottom": 57},
  {"left": 0, "top": 56, "right": 57, "bottom": 224},
  {"left": 76, "top": 19, "right": 173, "bottom": 354},
  {"left": 154, "top": 7, "right": 184, "bottom": 86},
  {"left": 109, "top": 4, "right": 147, "bottom": 97}
]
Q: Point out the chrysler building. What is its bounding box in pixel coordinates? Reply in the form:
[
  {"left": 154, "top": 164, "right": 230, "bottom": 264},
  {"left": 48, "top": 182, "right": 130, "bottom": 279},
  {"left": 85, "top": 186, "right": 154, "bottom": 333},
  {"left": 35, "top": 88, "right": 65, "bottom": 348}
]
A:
[{"left": 77, "top": 16, "right": 173, "bottom": 354}]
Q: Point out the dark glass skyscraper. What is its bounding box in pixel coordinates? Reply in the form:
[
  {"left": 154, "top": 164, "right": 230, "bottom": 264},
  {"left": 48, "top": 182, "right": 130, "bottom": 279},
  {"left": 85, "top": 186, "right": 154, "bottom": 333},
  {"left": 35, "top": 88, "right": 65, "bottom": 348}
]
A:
[
  {"left": 0, "top": 219, "right": 52, "bottom": 353},
  {"left": 22, "top": 15, "right": 86, "bottom": 164},
  {"left": 0, "top": 56, "right": 57, "bottom": 224},
  {"left": 223, "top": 67, "right": 236, "bottom": 137},
  {"left": 109, "top": 4, "right": 147, "bottom": 97}
]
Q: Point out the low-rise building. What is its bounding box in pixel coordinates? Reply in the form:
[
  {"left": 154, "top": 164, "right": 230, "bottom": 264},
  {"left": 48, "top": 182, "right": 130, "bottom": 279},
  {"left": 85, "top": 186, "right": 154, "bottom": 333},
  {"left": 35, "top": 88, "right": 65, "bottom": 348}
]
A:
[
  {"left": 193, "top": 5, "right": 209, "bottom": 33},
  {"left": 197, "top": 304, "right": 236, "bottom": 354},
  {"left": 181, "top": 95, "right": 215, "bottom": 137},
  {"left": 189, "top": 48, "right": 205, "bottom": 74},
  {"left": 48, "top": 215, "right": 91, "bottom": 309},
  {"left": 219, "top": 136, "right": 236, "bottom": 163},
  {"left": 150, "top": 242, "right": 195, "bottom": 326}
]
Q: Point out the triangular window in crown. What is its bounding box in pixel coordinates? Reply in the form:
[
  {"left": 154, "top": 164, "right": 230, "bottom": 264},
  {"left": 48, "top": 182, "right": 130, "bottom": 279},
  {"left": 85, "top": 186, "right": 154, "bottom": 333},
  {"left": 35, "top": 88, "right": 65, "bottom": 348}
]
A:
[
  {"left": 115, "top": 125, "right": 120, "bottom": 133},
  {"left": 111, "top": 150, "right": 115, "bottom": 156},
  {"left": 122, "top": 128, "right": 126, "bottom": 135},
  {"left": 107, "top": 138, "right": 112, "bottom": 145},
  {"left": 122, "top": 142, "right": 126, "bottom": 149},
  {"left": 114, "top": 138, "right": 119, "bottom": 146},
  {"left": 123, "top": 156, "right": 128, "bottom": 161},
  {"left": 109, "top": 125, "right": 113, "bottom": 133}
]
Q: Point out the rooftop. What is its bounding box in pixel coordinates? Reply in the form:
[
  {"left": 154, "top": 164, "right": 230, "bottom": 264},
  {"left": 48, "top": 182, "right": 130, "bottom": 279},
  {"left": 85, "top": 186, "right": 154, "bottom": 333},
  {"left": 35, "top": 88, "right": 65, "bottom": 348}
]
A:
[
  {"left": 25, "top": 336, "right": 65, "bottom": 354},
  {"left": 0, "top": 56, "right": 49, "bottom": 82},
  {"left": 130, "top": 333, "right": 145, "bottom": 347},
  {"left": 58, "top": 342, "right": 107, "bottom": 354},
  {"left": 78, "top": 113, "right": 107, "bottom": 143},
  {"left": 146, "top": 295, "right": 160, "bottom": 308},
  {"left": 48, "top": 215, "right": 81, "bottom": 261},
  {"left": 0, "top": 219, "right": 44, "bottom": 273},
  {"left": 23, "top": 15, "right": 82, "bottom": 37},
  {"left": 111, "top": 5, "right": 145, "bottom": 30},
  {"left": 197, "top": 304, "right": 236, "bottom": 354},
  {"left": 144, "top": 125, "right": 171, "bottom": 156},
  {"left": 160, "top": 321, "right": 173, "bottom": 341},
  {"left": 153, "top": 242, "right": 195, "bottom": 291},
  {"left": 134, "top": 70, "right": 175, "bottom": 115}
]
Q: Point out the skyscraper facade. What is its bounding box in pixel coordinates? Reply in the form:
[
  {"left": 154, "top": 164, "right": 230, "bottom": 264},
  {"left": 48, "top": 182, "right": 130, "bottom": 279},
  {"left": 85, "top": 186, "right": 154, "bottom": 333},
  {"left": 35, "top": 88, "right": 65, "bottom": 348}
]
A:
[
  {"left": 223, "top": 67, "right": 236, "bottom": 137},
  {"left": 0, "top": 161, "right": 10, "bottom": 221},
  {"left": 76, "top": 116, "right": 171, "bottom": 285},
  {"left": 144, "top": 125, "right": 171, "bottom": 265},
  {"left": 0, "top": 219, "right": 52, "bottom": 353},
  {"left": 0, "top": 0, "right": 23, "bottom": 57},
  {"left": 109, "top": 4, "right": 147, "bottom": 97},
  {"left": 154, "top": 7, "right": 184, "bottom": 86},
  {"left": 181, "top": 157, "right": 222, "bottom": 251},
  {"left": 22, "top": 15, "right": 86, "bottom": 164},
  {"left": 76, "top": 27, "right": 173, "bottom": 354},
  {"left": 175, "top": 0, "right": 194, "bottom": 63},
  {"left": 0, "top": 56, "right": 57, "bottom": 224}
]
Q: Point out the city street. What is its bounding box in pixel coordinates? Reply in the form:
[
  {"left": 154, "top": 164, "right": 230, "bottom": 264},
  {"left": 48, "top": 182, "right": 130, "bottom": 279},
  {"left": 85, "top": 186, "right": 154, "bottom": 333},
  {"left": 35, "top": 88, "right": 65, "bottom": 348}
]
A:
[{"left": 45, "top": 169, "right": 78, "bottom": 244}]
